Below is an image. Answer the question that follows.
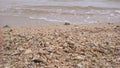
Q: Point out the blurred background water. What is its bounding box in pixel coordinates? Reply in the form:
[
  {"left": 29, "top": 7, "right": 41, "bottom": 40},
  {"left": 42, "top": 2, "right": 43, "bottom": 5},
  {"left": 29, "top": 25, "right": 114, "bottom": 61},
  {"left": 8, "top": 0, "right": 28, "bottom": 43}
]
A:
[{"left": 0, "top": 0, "right": 120, "bottom": 26}]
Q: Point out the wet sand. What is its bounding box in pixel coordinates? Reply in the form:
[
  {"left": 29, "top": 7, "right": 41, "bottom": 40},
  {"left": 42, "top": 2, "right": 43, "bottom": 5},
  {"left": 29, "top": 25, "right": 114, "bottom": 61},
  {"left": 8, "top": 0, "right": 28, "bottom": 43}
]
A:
[{"left": 1, "top": 23, "right": 120, "bottom": 68}]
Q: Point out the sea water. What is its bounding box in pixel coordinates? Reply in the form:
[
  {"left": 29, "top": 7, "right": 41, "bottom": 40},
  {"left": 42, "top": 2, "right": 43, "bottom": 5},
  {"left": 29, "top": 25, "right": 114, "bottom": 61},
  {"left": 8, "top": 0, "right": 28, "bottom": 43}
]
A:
[{"left": 0, "top": 0, "right": 120, "bottom": 26}]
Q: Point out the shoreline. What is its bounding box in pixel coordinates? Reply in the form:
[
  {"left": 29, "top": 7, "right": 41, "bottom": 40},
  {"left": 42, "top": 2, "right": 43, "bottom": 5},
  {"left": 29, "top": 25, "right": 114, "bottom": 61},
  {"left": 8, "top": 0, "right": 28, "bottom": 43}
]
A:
[{"left": 0, "top": 21, "right": 120, "bottom": 27}]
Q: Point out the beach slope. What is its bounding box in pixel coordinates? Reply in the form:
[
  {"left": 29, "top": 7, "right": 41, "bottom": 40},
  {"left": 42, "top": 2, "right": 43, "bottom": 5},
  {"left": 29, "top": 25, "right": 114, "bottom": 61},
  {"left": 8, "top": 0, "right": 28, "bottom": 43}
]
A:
[{"left": 1, "top": 23, "right": 120, "bottom": 68}]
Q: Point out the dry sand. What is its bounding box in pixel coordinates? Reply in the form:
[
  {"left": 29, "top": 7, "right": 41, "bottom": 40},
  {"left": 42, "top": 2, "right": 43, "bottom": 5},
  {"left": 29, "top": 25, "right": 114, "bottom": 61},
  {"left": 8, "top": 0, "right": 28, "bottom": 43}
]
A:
[{"left": 0, "top": 23, "right": 120, "bottom": 68}]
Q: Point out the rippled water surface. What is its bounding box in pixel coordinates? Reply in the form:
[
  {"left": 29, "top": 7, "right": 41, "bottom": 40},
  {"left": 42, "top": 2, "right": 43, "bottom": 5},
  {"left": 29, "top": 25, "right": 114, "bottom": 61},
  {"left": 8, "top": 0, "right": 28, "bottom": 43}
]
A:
[{"left": 0, "top": 0, "right": 120, "bottom": 26}]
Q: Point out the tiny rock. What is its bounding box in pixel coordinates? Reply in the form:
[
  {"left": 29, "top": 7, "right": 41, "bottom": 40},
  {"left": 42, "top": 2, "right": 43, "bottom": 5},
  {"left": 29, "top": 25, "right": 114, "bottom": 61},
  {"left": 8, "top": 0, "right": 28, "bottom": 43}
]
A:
[
  {"left": 114, "top": 25, "right": 120, "bottom": 29},
  {"left": 3, "top": 25, "right": 10, "bottom": 28},
  {"left": 64, "top": 22, "right": 70, "bottom": 25},
  {"left": 32, "top": 59, "right": 43, "bottom": 63}
]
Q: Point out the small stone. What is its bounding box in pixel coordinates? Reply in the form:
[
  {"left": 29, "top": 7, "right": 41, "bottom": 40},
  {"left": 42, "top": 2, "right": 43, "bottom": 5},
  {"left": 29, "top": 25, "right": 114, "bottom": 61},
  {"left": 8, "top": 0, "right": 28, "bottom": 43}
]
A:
[
  {"left": 32, "top": 59, "right": 43, "bottom": 63},
  {"left": 9, "top": 29, "right": 13, "bottom": 32},
  {"left": 64, "top": 22, "right": 70, "bottom": 25},
  {"left": 3, "top": 25, "right": 10, "bottom": 28},
  {"left": 105, "top": 42, "right": 109, "bottom": 45},
  {"left": 116, "top": 25, "right": 120, "bottom": 27},
  {"left": 114, "top": 25, "right": 120, "bottom": 29}
]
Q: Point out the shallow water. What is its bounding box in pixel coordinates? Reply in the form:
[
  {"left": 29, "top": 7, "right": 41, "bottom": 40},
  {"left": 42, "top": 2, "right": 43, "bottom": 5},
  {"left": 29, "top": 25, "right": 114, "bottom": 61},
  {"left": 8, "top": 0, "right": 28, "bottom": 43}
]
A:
[{"left": 0, "top": 0, "right": 120, "bottom": 26}]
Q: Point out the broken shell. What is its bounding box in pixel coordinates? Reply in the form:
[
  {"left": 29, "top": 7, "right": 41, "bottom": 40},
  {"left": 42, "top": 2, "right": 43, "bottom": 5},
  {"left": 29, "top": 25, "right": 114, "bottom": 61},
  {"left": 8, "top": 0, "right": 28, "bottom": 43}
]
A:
[{"left": 24, "top": 49, "right": 32, "bottom": 54}]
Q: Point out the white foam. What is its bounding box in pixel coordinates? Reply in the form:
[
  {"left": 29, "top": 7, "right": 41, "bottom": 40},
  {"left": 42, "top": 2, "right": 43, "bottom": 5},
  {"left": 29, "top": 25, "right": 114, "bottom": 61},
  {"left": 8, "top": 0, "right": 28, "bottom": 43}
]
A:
[
  {"left": 29, "top": 16, "right": 70, "bottom": 22},
  {"left": 47, "top": 19, "right": 62, "bottom": 22},
  {"left": 70, "top": 10, "right": 75, "bottom": 13},
  {"left": 29, "top": 16, "right": 36, "bottom": 19},
  {"left": 87, "top": 16, "right": 90, "bottom": 19},
  {"left": 115, "top": 10, "right": 120, "bottom": 13},
  {"left": 38, "top": 17, "right": 48, "bottom": 20},
  {"left": 110, "top": 13, "right": 114, "bottom": 16}
]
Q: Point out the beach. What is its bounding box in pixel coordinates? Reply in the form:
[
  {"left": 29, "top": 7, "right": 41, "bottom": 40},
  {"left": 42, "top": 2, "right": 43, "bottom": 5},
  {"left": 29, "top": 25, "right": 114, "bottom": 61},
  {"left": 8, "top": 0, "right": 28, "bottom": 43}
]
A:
[
  {"left": 0, "top": 0, "right": 120, "bottom": 68},
  {"left": 0, "top": 23, "right": 120, "bottom": 68}
]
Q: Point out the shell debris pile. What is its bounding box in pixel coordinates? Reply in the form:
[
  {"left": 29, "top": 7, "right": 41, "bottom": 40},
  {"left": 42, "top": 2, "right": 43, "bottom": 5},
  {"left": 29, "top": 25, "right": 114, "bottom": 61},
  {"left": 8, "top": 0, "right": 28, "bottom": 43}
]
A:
[{"left": 1, "top": 23, "right": 120, "bottom": 68}]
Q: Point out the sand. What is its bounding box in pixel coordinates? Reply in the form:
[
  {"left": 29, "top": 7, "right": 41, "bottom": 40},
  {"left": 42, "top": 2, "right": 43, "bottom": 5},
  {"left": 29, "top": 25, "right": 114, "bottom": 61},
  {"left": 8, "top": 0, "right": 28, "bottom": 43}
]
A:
[{"left": 0, "top": 23, "right": 120, "bottom": 68}]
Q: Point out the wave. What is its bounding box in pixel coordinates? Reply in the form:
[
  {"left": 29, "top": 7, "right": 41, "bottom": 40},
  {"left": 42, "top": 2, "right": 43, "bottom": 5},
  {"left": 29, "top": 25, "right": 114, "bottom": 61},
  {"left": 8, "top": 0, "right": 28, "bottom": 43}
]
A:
[
  {"left": 23, "top": 5, "right": 120, "bottom": 10},
  {"left": 2, "top": 5, "right": 119, "bottom": 16},
  {"left": 29, "top": 16, "right": 70, "bottom": 22},
  {"left": 1, "top": 5, "right": 120, "bottom": 18}
]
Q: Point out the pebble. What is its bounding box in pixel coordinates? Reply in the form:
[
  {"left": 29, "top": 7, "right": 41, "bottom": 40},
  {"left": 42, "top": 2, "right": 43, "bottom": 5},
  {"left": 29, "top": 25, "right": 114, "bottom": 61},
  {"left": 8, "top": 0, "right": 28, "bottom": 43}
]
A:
[
  {"left": 64, "top": 22, "right": 70, "bottom": 25},
  {"left": 32, "top": 59, "right": 43, "bottom": 63},
  {"left": 3, "top": 25, "right": 10, "bottom": 28}
]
